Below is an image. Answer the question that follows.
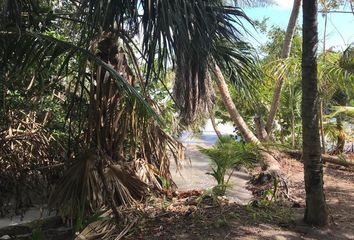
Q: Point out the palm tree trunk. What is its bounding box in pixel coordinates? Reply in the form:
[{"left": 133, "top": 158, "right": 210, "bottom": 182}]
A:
[
  {"left": 212, "top": 62, "right": 259, "bottom": 144},
  {"left": 266, "top": 0, "right": 302, "bottom": 135},
  {"left": 254, "top": 115, "right": 268, "bottom": 140},
  {"left": 302, "top": 0, "right": 328, "bottom": 226},
  {"left": 212, "top": 61, "right": 281, "bottom": 174},
  {"left": 208, "top": 105, "right": 222, "bottom": 140}
]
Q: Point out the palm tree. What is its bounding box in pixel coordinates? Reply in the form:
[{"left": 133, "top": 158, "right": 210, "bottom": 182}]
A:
[
  {"left": 266, "top": 0, "right": 302, "bottom": 137},
  {"left": 0, "top": 0, "right": 261, "bottom": 223},
  {"left": 212, "top": 60, "right": 282, "bottom": 174},
  {"left": 302, "top": 0, "right": 328, "bottom": 226}
]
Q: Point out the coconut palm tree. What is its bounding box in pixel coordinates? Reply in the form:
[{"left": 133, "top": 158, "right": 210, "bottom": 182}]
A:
[{"left": 302, "top": 0, "right": 328, "bottom": 226}]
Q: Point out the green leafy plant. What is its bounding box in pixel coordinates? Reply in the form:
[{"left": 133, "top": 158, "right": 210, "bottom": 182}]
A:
[
  {"left": 200, "top": 136, "right": 260, "bottom": 195},
  {"left": 31, "top": 225, "right": 44, "bottom": 240}
]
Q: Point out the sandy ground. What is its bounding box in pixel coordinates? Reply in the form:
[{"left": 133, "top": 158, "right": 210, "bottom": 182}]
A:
[
  {"left": 129, "top": 154, "right": 354, "bottom": 240},
  {"left": 0, "top": 208, "right": 55, "bottom": 228},
  {"left": 170, "top": 122, "right": 253, "bottom": 205}
]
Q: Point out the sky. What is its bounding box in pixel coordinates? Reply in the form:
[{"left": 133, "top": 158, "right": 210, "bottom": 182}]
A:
[{"left": 242, "top": 0, "right": 354, "bottom": 52}]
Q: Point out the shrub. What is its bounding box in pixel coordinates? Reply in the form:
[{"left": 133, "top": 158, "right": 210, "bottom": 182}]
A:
[{"left": 200, "top": 136, "right": 260, "bottom": 195}]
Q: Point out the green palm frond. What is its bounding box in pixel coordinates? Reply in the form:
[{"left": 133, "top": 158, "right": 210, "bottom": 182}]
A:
[
  {"left": 1, "top": 0, "right": 257, "bottom": 222},
  {"left": 340, "top": 44, "right": 354, "bottom": 74},
  {"left": 2, "top": 0, "right": 258, "bottom": 126},
  {"left": 325, "top": 106, "right": 354, "bottom": 119},
  {"left": 323, "top": 121, "right": 346, "bottom": 144},
  {"left": 0, "top": 31, "right": 159, "bottom": 121},
  {"left": 212, "top": 39, "right": 262, "bottom": 102}
]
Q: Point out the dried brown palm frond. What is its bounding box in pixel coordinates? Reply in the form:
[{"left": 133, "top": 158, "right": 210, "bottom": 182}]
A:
[
  {"left": 75, "top": 209, "right": 139, "bottom": 240},
  {"left": 174, "top": 60, "right": 215, "bottom": 125},
  {"left": 50, "top": 33, "right": 184, "bottom": 221},
  {"left": 75, "top": 210, "right": 116, "bottom": 240},
  {"left": 105, "top": 164, "right": 147, "bottom": 206},
  {"left": 134, "top": 159, "right": 163, "bottom": 189},
  {"left": 48, "top": 150, "right": 102, "bottom": 220},
  {"left": 48, "top": 150, "right": 150, "bottom": 221}
]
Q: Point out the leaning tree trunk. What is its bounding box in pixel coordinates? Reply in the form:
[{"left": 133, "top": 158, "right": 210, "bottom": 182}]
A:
[
  {"left": 265, "top": 0, "right": 302, "bottom": 136},
  {"left": 212, "top": 61, "right": 281, "bottom": 174},
  {"left": 302, "top": 0, "right": 328, "bottom": 226},
  {"left": 212, "top": 63, "right": 259, "bottom": 144},
  {"left": 208, "top": 105, "right": 222, "bottom": 140}
]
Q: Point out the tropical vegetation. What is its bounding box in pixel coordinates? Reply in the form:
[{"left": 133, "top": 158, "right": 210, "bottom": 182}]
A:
[{"left": 0, "top": 0, "right": 354, "bottom": 239}]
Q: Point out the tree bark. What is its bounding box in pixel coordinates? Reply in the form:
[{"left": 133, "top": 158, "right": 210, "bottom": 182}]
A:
[
  {"left": 254, "top": 115, "right": 268, "bottom": 140},
  {"left": 212, "top": 61, "right": 281, "bottom": 174},
  {"left": 208, "top": 105, "right": 222, "bottom": 140},
  {"left": 266, "top": 0, "right": 302, "bottom": 135},
  {"left": 302, "top": 0, "right": 328, "bottom": 226},
  {"left": 212, "top": 62, "right": 259, "bottom": 144}
]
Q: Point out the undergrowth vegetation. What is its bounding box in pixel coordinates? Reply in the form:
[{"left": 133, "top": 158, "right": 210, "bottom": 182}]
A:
[{"left": 200, "top": 136, "right": 260, "bottom": 195}]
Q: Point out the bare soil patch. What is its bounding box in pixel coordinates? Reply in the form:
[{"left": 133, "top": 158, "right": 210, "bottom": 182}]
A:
[{"left": 126, "top": 155, "right": 354, "bottom": 240}]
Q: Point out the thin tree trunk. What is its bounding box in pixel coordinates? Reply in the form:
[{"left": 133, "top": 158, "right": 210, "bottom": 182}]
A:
[
  {"left": 291, "top": 107, "right": 295, "bottom": 148},
  {"left": 208, "top": 105, "right": 222, "bottom": 140},
  {"left": 254, "top": 115, "right": 268, "bottom": 140},
  {"left": 319, "top": 99, "right": 326, "bottom": 153},
  {"left": 212, "top": 61, "right": 281, "bottom": 174},
  {"left": 290, "top": 84, "right": 296, "bottom": 148},
  {"left": 266, "top": 0, "right": 302, "bottom": 135},
  {"left": 302, "top": 0, "right": 328, "bottom": 226},
  {"left": 319, "top": 13, "right": 328, "bottom": 154}
]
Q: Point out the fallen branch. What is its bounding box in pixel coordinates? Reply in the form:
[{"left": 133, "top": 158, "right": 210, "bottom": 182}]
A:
[{"left": 284, "top": 149, "right": 354, "bottom": 167}]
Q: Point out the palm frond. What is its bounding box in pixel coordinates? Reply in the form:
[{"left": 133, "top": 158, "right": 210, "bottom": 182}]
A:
[
  {"left": 105, "top": 164, "right": 146, "bottom": 206},
  {"left": 212, "top": 39, "right": 262, "bottom": 103},
  {"left": 340, "top": 44, "right": 354, "bottom": 74},
  {"left": 0, "top": 31, "right": 159, "bottom": 121},
  {"left": 48, "top": 150, "right": 102, "bottom": 220},
  {"left": 325, "top": 106, "right": 354, "bottom": 119}
]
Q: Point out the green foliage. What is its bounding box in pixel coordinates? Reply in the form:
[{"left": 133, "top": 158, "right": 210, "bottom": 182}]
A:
[
  {"left": 260, "top": 25, "right": 302, "bottom": 60},
  {"left": 159, "top": 176, "right": 172, "bottom": 189},
  {"left": 31, "top": 227, "right": 44, "bottom": 240},
  {"left": 319, "top": 0, "right": 348, "bottom": 11},
  {"left": 75, "top": 205, "right": 86, "bottom": 233},
  {"left": 200, "top": 136, "right": 260, "bottom": 195},
  {"left": 340, "top": 45, "right": 354, "bottom": 74},
  {"left": 255, "top": 23, "right": 354, "bottom": 147}
]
